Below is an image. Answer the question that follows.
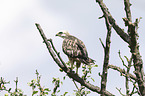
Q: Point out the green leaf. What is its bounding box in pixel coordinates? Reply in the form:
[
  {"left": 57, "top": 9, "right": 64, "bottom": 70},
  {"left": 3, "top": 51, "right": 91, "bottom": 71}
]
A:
[
  {"left": 124, "top": 56, "right": 129, "bottom": 62},
  {"left": 32, "top": 91, "right": 38, "bottom": 95},
  {"left": 94, "top": 64, "right": 98, "bottom": 67},
  {"left": 63, "top": 92, "right": 68, "bottom": 96},
  {"left": 59, "top": 68, "right": 63, "bottom": 72},
  {"left": 63, "top": 76, "right": 66, "bottom": 80},
  {"left": 91, "top": 78, "right": 95, "bottom": 82},
  {"left": 82, "top": 65, "right": 86, "bottom": 68},
  {"left": 44, "top": 92, "right": 48, "bottom": 95},
  {"left": 18, "top": 89, "right": 23, "bottom": 92},
  {"left": 5, "top": 93, "right": 9, "bottom": 96},
  {"left": 8, "top": 88, "right": 11, "bottom": 92},
  {"left": 61, "top": 81, "right": 63, "bottom": 85},
  {"left": 57, "top": 90, "right": 60, "bottom": 93},
  {"left": 44, "top": 88, "right": 51, "bottom": 92},
  {"left": 30, "top": 83, "right": 34, "bottom": 87}
]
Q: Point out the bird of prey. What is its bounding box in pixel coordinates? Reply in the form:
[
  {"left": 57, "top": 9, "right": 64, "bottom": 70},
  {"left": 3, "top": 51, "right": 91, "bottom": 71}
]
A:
[{"left": 56, "top": 30, "right": 95, "bottom": 73}]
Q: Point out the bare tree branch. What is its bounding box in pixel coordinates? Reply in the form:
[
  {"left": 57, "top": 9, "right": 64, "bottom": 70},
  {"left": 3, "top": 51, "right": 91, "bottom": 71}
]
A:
[
  {"left": 128, "top": 23, "right": 145, "bottom": 95},
  {"left": 35, "top": 23, "right": 67, "bottom": 71},
  {"left": 118, "top": 51, "right": 133, "bottom": 95},
  {"left": 47, "top": 39, "right": 67, "bottom": 68},
  {"left": 124, "top": 0, "right": 132, "bottom": 22},
  {"left": 35, "top": 23, "right": 115, "bottom": 96},
  {"left": 96, "top": 0, "right": 145, "bottom": 95},
  {"left": 125, "top": 56, "right": 132, "bottom": 95},
  {"left": 108, "top": 64, "right": 136, "bottom": 81},
  {"left": 96, "top": 0, "right": 130, "bottom": 44},
  {"left": 116, "top": 87, "right": 125, "bottom": 96},
  {"left": 123, "top": 2, "right": 145, "bottom": 94},
  {"left": 99, "top": 38, "right": 105, "bottom": 49},
  {"left": 130, "top": 79, "right": 140, "bottom": 95},
  {"left": 100, "top": 13, "right": 112, "bottom": 95}
]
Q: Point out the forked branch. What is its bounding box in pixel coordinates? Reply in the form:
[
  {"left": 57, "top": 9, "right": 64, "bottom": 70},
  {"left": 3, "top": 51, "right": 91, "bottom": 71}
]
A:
[
  {"left": 35, "top": 23, "right": 114, "bottom": 96},
  {"left": 96, "top": 0, "right": 145, "bottom": 95},
  {"left": 100, "top": 12, "right": 112, "bottom": 95},
  {"left": 96, "top": 0, "right": 130, "bottom": 44}
]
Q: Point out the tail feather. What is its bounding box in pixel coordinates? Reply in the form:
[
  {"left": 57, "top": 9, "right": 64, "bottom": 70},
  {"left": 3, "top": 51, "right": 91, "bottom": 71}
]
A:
[
  {"left": 79, "top": 57, "right": 95, "bottom": 65},
  {"left": 87, "top": 57, "right": 95, "bottom": 64}
]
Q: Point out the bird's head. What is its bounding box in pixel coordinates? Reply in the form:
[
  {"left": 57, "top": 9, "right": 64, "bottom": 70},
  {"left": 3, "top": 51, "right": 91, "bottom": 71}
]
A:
[{"left": 55, "top": 30, "right": 69, "bottom": 38}]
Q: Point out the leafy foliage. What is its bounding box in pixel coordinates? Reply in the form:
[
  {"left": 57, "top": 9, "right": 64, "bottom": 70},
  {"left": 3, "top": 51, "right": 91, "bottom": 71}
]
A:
[
  {"left": 28, "top": 70, "right": 68, "bottom": 96},
  {"left": 0, "top": 77, "right": 26, "bottom": 96}
]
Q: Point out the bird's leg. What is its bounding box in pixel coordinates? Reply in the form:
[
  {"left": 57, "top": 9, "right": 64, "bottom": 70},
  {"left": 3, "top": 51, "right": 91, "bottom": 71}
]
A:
[
  {"left": 76, "top": 67, "right": 78, "bottom": 74},
  {"left": 76, "top": 61, "right": 81, "bottom": 74},
  {"left": 69, "top": 58, "right": 74, "bottom": 71},
  {"left": 71, "top": 63, "right": 73, "bottom": 70}
]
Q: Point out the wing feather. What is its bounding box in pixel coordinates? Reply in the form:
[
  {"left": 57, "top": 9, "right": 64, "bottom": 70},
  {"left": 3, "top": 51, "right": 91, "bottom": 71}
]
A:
[
  {"left": 76, "top": 39, "right": 88, "bottom": 59},
  {"left": 62, "top": 35, "right": 88, "bottom": 59},
  {"left": 62, "top": 35, "right": 95, "bottom": 65}
]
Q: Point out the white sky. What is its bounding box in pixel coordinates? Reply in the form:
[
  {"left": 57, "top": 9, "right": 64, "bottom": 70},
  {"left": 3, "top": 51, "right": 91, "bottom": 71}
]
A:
[{"left": 0, "top": 0, "right": 145, "bottom": 95}]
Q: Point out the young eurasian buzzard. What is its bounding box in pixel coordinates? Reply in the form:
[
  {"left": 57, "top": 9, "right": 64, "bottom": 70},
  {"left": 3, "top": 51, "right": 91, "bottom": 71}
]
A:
[{"left": 56, "top": 31, "right": 95, "bottom": 73}]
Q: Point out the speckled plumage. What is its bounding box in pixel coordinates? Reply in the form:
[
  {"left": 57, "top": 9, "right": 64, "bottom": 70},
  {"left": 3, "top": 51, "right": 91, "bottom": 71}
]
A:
[{"left": 56, "top": 31, "right": 95, "bottom": 73}]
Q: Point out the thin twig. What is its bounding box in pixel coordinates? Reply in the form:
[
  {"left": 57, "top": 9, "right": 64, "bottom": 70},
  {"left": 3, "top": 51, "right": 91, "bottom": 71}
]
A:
[
  {"left": 73, "top": 80, "right": 79, "bottom": 90},
  {"left": 125, "top": 55, "right": 132, "bottom": 95},
  {"left": 14, "top": 77, "right": 18, "bottom": 92},
  {"left": 99, "top": 38, "right": 105, "bottom": 49},
  {"left": 118, "top": 50, "right": 128, "bottom": 68},
  {"left": 124, "top": 0, "right": 132, "bottom": 22},
  {"left": 108, "top": 64, "right": 136, "bottom": 81},
  {"left": 130, "top": 79, "right": 140, "bottom": 95},
  {"left": 116, "top": 87, "right": 125, "bottom": 96},
  {"left": 100, "top": 13, "right": 112, "bottom": 95},
  {"left": 47, "top": 39, "right": 67, "bottom": 68}
]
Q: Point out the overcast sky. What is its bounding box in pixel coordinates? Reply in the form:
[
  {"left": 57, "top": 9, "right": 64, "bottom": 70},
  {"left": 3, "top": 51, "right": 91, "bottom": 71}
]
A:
[{"left": 0, "top": 0, "right": 145, "bottom": 95}]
